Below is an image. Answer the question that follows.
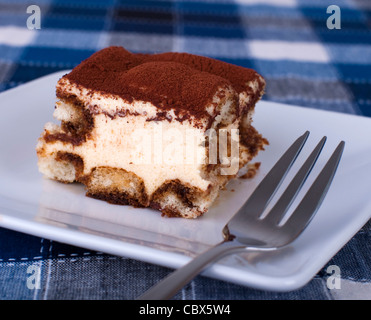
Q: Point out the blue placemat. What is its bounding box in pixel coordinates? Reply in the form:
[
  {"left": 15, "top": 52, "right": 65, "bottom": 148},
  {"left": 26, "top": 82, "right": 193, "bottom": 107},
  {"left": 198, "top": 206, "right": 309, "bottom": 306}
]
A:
[{"left": 0, "top": 0, "right": 370, "bottom": 300}]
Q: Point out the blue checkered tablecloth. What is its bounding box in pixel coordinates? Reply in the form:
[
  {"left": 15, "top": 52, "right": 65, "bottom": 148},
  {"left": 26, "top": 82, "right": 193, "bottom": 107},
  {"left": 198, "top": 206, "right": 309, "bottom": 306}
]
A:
[{"left": 0, "top": 0, "right": 370, "bottom": 300}]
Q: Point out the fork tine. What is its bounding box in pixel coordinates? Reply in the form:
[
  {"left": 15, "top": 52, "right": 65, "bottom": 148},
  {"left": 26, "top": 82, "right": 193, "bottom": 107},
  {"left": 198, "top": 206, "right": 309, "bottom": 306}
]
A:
[
  {"left": 282, "top": 141, "right": 345, "bottom": 239},
  {"left": 264, "top": 136, "right": 327, "bottom": 225},
  {"left": 233, "top": 131, "right": 309, "bottom": 220}
]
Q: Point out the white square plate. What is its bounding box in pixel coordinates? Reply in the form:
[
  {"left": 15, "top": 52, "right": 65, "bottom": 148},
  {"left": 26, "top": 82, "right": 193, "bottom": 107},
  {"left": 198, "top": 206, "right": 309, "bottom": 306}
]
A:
[{"left": 0, "top": 71, "right": 370, "bottom": 292}]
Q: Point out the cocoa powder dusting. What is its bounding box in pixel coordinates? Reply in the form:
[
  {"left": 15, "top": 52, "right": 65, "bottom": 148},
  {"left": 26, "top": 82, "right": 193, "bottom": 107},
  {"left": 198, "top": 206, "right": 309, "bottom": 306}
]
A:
[
  {"left": 148, "top": 51, "right": 260, "bottom": 94},
  {"left": 63, "top": 46, "right": 264, "bottom": 123}
]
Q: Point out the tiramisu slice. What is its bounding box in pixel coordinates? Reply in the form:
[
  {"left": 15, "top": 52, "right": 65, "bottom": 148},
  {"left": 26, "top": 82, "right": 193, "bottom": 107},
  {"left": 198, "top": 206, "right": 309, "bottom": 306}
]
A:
[{"left": 36, "top": 46, "right": 267, "bottom": 218}]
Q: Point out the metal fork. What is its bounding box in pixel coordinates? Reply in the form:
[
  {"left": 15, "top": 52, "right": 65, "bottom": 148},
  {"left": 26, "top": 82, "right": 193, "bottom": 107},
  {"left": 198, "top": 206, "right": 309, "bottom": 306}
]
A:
[{"left": 137, "top": 131, "right": 345, "bottom": 300}]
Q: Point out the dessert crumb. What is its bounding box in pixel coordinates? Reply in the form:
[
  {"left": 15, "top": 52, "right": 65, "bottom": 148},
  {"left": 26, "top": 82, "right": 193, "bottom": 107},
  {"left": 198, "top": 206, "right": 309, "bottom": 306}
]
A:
[{"left": 240, "top": 162, "right": 261, "bottom": 179}]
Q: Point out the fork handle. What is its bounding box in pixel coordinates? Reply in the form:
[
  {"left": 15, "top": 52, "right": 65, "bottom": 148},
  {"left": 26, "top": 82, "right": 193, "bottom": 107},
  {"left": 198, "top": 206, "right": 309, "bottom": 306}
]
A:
[{"left": 137, "top": 240, "right": 245, "bottom": 300}]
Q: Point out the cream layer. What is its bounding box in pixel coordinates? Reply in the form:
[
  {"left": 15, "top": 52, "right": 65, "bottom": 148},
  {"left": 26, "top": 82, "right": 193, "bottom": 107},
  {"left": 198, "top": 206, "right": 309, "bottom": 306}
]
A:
[{"left": 38, "top": 111, "right": 217, "bottom": 195}]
